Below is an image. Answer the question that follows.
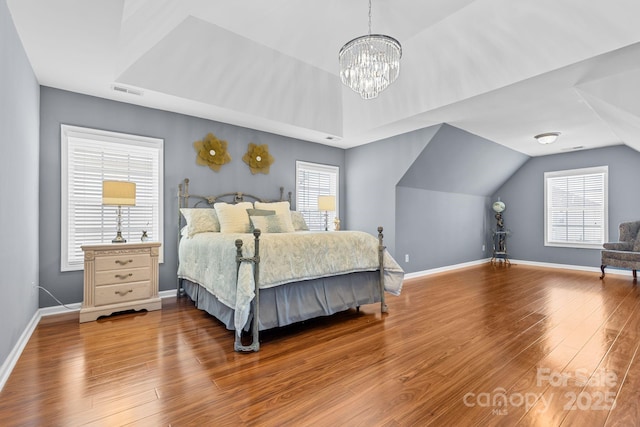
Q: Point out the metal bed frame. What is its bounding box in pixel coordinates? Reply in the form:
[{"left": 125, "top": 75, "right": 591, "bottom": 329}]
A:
[{"left": 177, "top": 178, "right": 387, "bottom": 352}]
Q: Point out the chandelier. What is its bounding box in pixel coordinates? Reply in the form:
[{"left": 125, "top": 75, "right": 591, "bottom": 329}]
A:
[{"left": 338, "top": 0, "right": 402, "bottom": 99}]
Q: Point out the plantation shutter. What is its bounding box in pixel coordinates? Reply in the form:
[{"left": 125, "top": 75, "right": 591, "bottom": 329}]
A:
[
  {"left": 545, "top": 167, "right": 607, "bottom": 247},
  {"left": 295, "top": 161, "right": 339, "bottom": 231},
  {"left": 62, "top": 125, "right": 163, "bottom": 271}
]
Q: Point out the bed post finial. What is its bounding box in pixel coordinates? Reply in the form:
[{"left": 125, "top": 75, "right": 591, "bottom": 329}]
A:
[{"left": 235, "top": 239, "right": 243, "bottom": 259}]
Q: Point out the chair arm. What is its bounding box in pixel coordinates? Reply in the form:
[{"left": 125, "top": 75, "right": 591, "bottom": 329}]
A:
[{"left": 603, "top": 242, "right": 634, "bottom": 251}]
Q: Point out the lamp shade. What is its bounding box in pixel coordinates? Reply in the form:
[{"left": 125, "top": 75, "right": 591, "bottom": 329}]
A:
[
  {"left": 318, "top": 195, "right": 336, "bottom": 211},
  {"left": 102, "top": 181, "right": 136, "bottom": 206}
]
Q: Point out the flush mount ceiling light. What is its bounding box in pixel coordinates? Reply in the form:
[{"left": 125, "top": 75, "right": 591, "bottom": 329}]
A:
[
  {"left": 534, "top": 132, "right": 561, "bottom": 144},
  {"left": 338, "top": 0, "right": 402, "bottom": 99}
]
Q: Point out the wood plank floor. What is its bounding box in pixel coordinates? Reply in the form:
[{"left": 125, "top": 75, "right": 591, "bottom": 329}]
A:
[{"left": 2, "top": 264, "right": 640, "bottom": 426}]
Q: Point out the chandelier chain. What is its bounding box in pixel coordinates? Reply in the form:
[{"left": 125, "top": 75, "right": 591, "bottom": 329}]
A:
[{"left": 368, "top": 0, "right": 372, "bottom": 35}]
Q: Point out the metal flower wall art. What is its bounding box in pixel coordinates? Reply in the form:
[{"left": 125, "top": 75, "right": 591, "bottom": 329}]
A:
[
  {"left": 193, "top": 132, "right": 232, "bottom": 172},
  {"left": 242, "top": 142, "right": 274, "bottom": 174}
]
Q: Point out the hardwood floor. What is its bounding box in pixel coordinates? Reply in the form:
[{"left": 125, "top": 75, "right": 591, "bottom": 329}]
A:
[{"left": 2, "top": 264, "right": 640, "bottom": 426}]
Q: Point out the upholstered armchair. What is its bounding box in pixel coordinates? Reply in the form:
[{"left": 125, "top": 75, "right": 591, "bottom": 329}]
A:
[{"left": 600, "top": 221, "right": 640, "bottom": 281}]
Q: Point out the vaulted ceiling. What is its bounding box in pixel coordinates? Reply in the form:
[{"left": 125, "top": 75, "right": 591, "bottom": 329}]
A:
[{"left": 7, "top": 0, "right": 640, "bottom": 155}]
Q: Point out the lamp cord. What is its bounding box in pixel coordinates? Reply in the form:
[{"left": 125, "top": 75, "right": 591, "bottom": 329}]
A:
[{"left": 37, "top": 285, "right": 76, "bottom": 310}]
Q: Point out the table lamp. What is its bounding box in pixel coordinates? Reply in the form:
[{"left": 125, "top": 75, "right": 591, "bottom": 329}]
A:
[
  {"left": 102, "top": 180, "right": 136, "bottom": 243},
  {"left": 318, "top": 195, "right": 336, "bottom": 231}
]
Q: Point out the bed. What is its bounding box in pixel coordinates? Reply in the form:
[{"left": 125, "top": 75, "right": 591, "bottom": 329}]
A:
[{"left": 177, "top": 178, "right": 404, "bottom": 351}]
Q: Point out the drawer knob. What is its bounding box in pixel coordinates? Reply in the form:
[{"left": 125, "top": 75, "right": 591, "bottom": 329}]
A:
[
  {"left": 115, "top": 289, "right": 133, "bottom": 296},
  {"left": 115, "top": 273, "right": 133, "bottom": 280},
  {"left": 115, "top": 259, "right": 133, "bottom": 266}
]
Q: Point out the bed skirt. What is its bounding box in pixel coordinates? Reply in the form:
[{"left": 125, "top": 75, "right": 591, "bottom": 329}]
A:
[{"left": 182, "top": 271, "right": 381, "bottom": 331}]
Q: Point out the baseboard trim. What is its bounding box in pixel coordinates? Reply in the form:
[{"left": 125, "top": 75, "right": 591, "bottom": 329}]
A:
[
  {"left": 0, "top": 309, "right": 41, "bottom": 392},
  {"left": 509, "top": 259, "right": 634, "bottom": 276},
  {"left": 404, "top": 258, "right": 491, "bottom": 280},
  {"left": 39, "top": 289, "right": 178, "bottom": 318},
  {"left": 0, "top": 289, "right": 178, "bottom": 392},
  {"left": 404, "top": 258, "right": 634, "bottom": 281}
]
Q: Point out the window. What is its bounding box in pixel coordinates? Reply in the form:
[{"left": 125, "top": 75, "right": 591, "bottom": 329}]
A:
[
  {"left": 295, "top": 161, "right": 339, "bottom": 231},
  {"left": 61, "top": 125, "right": 164, "bottom": 271},
  {"left": 544, "top": 166, "right": 608, "bottom": 249}
]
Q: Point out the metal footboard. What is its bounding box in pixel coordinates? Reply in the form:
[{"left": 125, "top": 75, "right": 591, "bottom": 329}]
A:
[
  {"left": 234, "top": 229, "right": 262, "bottom": 352},
  {"left": 232, "top": 226, "right": 388, "bottom": 352}
]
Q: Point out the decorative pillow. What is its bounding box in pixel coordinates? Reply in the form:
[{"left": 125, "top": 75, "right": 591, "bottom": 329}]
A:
[
  {"left": 246, "top": 208, "right": 275, "bottom": 217},
  {"left": 249, "top": 213, "right": 294, "bottom": 233},
  {"left": 290, "top": 211, "right": 309, "bottom": 231},
  {"left": 253, "top": 201, "right": 295, "bottom": 232},
  {"left": 634, "top": 232, "right": 640, "bottom": 252},
  {"left": 214, "top": 202, "right": 254, "bottom": 233},
  {"left": 246, "top": 209, "right": 275, "bottom": 232},
  {"left": 180, "top": 208, "right": 220, "bottom": 237}
]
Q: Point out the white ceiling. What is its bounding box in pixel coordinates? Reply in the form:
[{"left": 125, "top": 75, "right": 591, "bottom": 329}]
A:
[{"left": 7, "top": 0, "right": 640, "bottom": 156}]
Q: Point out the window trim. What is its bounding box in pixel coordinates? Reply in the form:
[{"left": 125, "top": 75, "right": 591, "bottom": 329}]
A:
[
  {"left": 61, "top": 125, "right": 164, "bottom": 271},
  {"left": 295, "top": 160, "right": 340, "bottom": 231},
  {"left": 544, "top": 165, "right": 608, "bottom": 249}
]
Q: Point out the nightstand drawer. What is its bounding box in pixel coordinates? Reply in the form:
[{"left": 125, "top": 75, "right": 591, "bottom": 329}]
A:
[
  {"left": 80, "top": 242, "right": 161, "bottom": 323},
  {"left": 95, "top": 266, "right": 150, "bottom": 286},
  {"left": 95, "top": 254, "right": 149, "bottom": 271},
  {"left": 94, "top": 281, "right": 151, "bottom": 306}
]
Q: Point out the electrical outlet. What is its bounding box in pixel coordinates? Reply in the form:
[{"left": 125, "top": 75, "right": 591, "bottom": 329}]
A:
[
  {"left": 405, "top": 254, "right": 409, "bottom": 263},
  {"left": 482, "top": 244, "right": 486, "bottom": 251}
]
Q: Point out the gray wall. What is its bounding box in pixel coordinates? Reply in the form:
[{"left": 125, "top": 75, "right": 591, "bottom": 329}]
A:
[
  {"left": 0, "top": 0, "right": 40, "bottom": 370},
  {"left": 492, "top": 145, "right": 640, "bottom": 266},
  {"left": 398, "top": 125, "right": 529, "bottom": 196},
  {"left": 345, "top": 125, "right": 441, "bottom": 256},
  {"left": 39, "top": 87, "right": 345, "bottom": 307},
  {"left": 396, "top": 187, "right": 489, "bottom": 272},
  {"left": 347, "top": 124, "right": 528, "bottom": 273}
]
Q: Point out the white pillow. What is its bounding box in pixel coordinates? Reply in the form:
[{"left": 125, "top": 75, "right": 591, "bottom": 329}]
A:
[
  {"left": 180, "top": 208, "right": 220, "bottom": 237},
  {"left": 253, "top": 201, "right": 295, "bottom": 232},
  {"left": 214, "top": 202, "right": 254, "bottom": 233}
]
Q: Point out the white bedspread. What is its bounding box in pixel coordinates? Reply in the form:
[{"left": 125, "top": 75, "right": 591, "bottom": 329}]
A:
[{"left": 178, "top": 230, "right": 404, "bottom": 332}]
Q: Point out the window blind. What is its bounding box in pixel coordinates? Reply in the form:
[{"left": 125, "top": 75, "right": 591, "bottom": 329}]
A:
[
  {"left": 295, "top": 161, "right": 339, "bottom": 231},
  {"left": 61, "top": 125, "right": 164, "bottom": 271},
  {"left": 545, "top": 166, "right": 608, "bottom": 248}
]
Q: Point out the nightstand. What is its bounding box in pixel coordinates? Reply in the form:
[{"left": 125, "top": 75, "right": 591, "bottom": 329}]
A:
[{"left": 80, "top": 242, "right": 162, "bottom": 323}]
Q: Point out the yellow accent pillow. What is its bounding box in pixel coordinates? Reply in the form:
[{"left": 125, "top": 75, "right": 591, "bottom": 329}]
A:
[{"left": 214, "top": 202, "right": 254, "bottom": 233}]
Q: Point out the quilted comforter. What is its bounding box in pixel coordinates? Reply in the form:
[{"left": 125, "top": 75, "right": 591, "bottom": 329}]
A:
[{"left": 178, "top": 230, "right": 404, "bottom": 331}]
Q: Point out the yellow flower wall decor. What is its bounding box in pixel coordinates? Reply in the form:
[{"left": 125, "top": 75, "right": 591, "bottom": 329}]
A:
[
  {"left": 242, "top": 143, "right": 274, "bottom": 174},
  {"left": 193, "top": 133, "right": 232, "bottom": 172}
]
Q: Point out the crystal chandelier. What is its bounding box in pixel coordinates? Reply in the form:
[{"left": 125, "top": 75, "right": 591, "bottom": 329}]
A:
[{"left": 339, "top": 0, "right": 402, "bottom": 99}]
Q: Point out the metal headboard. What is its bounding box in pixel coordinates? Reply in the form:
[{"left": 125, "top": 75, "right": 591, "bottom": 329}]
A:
[{"left": 176, "top": 177, "right": 292, "bottom": 294}]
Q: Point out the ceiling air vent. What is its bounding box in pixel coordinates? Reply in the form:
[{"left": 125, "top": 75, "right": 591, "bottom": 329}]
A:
[
  {"left": 111, "top": 85, "right": 143, "bottom": 96},
  {"left": 561, "top": 145, "right": 585, "bottom": 151}
]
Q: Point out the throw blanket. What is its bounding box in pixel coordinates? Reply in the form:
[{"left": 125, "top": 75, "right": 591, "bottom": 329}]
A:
[{"left": 178, "top": 230, "right": 404, "bottom": 332}]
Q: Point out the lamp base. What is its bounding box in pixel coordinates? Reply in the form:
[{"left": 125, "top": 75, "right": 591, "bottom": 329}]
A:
[{"left": 112, "top": 231, "right": 127, "bottom": 244}]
